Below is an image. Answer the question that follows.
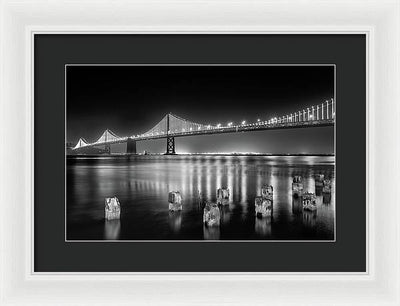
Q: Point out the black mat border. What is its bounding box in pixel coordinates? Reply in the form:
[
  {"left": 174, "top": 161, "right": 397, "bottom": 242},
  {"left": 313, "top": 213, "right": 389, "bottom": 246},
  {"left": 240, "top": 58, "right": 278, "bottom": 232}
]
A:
[{"left": 34, "top": 34, "right": 366, "bottom": 272}]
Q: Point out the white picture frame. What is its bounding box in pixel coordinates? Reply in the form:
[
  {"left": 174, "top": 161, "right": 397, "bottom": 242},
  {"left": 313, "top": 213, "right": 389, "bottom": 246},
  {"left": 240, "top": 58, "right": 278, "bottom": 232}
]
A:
[{"left": 0, "top": 0, "right": 399, "bottom": 305}]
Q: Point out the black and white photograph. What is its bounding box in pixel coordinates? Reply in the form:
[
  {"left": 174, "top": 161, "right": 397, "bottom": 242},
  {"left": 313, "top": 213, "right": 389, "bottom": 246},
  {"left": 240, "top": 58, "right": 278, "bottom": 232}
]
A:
[{"left": 66, "top": 64, "right": 336, "bottom": 241}]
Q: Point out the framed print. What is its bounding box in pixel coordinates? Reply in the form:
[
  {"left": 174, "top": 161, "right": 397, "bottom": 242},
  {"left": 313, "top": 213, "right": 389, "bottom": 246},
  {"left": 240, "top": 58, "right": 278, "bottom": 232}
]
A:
[
  {"left": 1, "top": 0, "right": 400, "bottom": 305},
  {"left": 65, "top": 63, "right": 336, "bottom": 242},
  {"left": 35, "top": 34, "right": 362, "bottom": 272}
]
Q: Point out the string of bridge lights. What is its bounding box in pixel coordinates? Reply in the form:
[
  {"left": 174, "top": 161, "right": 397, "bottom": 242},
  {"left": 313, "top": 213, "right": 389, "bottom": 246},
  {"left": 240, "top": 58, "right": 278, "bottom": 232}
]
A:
[
  {"left": 73, "top": 98, "right": 335, "bottom": 148},
  {"left": 207, "top": 98, "right": 335, "bottom": 130},
  {"left": 142, "top": 98, "right": 335, "bottom": 136}
]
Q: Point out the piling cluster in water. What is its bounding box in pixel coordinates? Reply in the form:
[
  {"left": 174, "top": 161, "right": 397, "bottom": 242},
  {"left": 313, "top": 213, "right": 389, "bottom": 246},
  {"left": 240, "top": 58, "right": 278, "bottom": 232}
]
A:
[
  {"left": 103, "top": 174, "right": 333, "bottom": 235},
  {"left": 293, "top": 175, "right": 332, "bottom": 211},
  {"left": 201, "top": 188, "right": 229, "bottom": 227}
]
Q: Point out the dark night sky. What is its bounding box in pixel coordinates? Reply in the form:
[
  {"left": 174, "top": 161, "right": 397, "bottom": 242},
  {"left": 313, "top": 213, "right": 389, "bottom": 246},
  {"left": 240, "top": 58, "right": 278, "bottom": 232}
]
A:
[{"left": 67, "top": 65, "right": 334, "bottom": 154}]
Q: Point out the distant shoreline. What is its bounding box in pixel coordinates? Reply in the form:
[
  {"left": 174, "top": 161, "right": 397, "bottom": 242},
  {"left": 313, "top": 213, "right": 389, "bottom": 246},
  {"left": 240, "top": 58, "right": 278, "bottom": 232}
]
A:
[{"left": 67, "top": 153, "right": 334, "bottom": 158}]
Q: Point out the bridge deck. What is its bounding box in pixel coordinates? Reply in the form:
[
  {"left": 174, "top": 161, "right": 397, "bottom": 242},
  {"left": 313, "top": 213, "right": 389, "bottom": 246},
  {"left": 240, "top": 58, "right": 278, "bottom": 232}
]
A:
[{"left": 84, "top": 119, "right": 334, "bottom": 147}]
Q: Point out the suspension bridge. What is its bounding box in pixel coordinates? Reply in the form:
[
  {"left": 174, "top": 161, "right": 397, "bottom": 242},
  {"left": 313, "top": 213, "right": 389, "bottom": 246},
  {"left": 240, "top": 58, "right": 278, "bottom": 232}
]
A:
[{"left": 71, "top": 98, "right": 335, "bottom": 155}]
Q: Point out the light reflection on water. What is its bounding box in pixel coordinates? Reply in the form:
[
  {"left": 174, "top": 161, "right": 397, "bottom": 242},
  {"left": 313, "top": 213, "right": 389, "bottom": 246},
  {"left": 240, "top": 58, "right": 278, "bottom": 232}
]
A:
[
  {"left": 67, "top": 155, "right": 335, "bottom": 240},
  {"left": 255, "top": 217, "right": 272, "bottom": 236}
]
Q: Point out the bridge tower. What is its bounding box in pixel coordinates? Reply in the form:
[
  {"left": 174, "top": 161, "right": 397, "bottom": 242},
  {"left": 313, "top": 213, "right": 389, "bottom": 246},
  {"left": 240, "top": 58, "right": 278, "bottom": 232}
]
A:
[
  {"left": 127, "top": 138, "right": 137, "bottom": 154},
  {"left": 165, "top": 113, "right": 176, "bottom": 155}
]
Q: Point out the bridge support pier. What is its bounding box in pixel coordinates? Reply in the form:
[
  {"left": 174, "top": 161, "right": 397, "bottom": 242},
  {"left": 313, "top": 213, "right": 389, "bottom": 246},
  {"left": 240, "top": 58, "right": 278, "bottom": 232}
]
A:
[
  {"left": 105, "top": 144, "right": 111, "bottom": 154},
  {"left": 165, "top": 136, "right": 176, "bottom": 155},
  {"left": 127, "top": 138, "right": 137, "bottom": 154}
]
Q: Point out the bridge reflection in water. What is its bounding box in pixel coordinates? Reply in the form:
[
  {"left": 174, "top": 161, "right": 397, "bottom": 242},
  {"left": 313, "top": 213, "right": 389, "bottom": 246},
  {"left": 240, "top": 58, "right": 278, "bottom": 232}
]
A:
[{"left": 66, "top": 155, "right": 335, "bottom": 240}]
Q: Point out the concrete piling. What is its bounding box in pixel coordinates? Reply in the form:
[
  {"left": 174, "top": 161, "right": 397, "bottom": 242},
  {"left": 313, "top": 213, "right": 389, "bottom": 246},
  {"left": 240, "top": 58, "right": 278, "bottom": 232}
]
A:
[
  {"left": 261, "top": 184, "right": 273, "bottom": 201},
  {"left": 302, "top": 192, "right": 317, "bottom": 211},
  {"left": 323, "top": 193, "right": 331, "bottom": 204},
  {"left": 255, "top": 196, "right": 273, "bottom": 217},
  {"left": 105, "top": 196, "right": 121, "bottom": 220},
  {"left": 322, "top": 179, "right": 332, "bottom": 194},
  {"left": 203, "top": 202, "right": 221, "bottom": 227},
  {"left": 216, "top": 188, "right": 230, "bottom": 205},
  {"left": 292, "top": 176, "right": 304, "bottom": 198},
  {"left": 168, "top": 191, "right": 183, "bottom": 211},
  {"left": 292, "top": 196, "right": 303, "bottom": 214},
  {"left": 315, "top": 174, "right": 324, "bottom": 187},
  {"left": 322, "top": 180, "right": 332, "bottom": 204},
  {"left": 315, "top": 174, "right": 324, "bottom": 195}
]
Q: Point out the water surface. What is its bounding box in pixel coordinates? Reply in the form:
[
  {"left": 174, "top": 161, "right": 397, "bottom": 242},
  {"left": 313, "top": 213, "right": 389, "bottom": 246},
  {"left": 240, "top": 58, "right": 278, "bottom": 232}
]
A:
[{"left": 67, "top": 155, "right": 335, "bottom": 240}]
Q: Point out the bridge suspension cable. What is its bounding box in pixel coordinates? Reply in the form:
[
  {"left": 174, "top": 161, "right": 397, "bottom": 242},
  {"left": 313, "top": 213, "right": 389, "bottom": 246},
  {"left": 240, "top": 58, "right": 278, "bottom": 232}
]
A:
[
  {"left": 73, "top": 138, "right": 89, "bottom": 149},
  {"left": 138, "top": 113, "right": 215, "bottom": 138},
  {"left": 168, "top": 113, "right": 212, "bottom": 134},
  {"left": 95, "top": 129, "right": 121, "bottom": 144},
  {"left": 72, "top": 98, "right": 335, "bottom": 150},
  {"left": 139, "top": 115, "right": 168, "bottom": 137}
]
